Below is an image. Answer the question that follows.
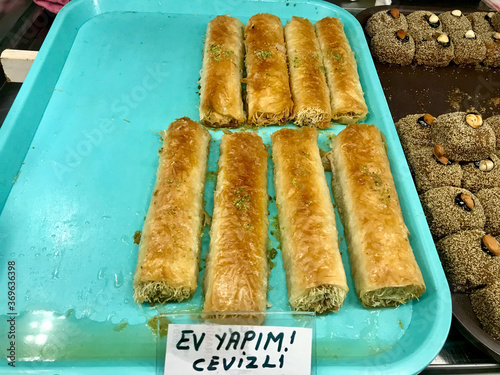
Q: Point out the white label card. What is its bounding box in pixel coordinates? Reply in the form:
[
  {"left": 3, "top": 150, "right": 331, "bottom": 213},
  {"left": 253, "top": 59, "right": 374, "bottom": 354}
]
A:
[{"left": 164, "top": 324, "right": 312, "bottom": 375}]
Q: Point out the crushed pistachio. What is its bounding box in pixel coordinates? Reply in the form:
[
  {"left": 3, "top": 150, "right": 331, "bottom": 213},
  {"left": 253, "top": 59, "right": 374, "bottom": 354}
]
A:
[
  {"left": 133, "top": 230, "right": 142, "bottom": 244},
  {"left": 254, "top": 50, "right": 272, "bottom": 59},
  {"left": 316, "top": 65, "right": 327, "bottom": 73},
  {"left": 233, "top": 187, "right": 251, "bottom": 210},
  {"left": 210, "top": 44, "right": 222, "bottom": 61},
  {"left": 328, "top": 50, "right": 343, "bottom": 61},
  {"left": 361, "top": 166, "right": 391, "bottom": 203},
  {"left": 268, "top": 247, "right": 278, "bottom": 260},
  {"left": 209, "top": 44, "right": 233, "bottom": 61},
  {"left": 292, "top": 56, "right": 302, "bottom": 68},
  {"left": 243, "top": 223, "right": 253, "bottom": 229}
]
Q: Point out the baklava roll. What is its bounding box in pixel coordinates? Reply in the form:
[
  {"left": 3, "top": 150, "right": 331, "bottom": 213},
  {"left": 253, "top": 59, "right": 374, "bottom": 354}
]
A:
[
  {"left": 315, "top": 17, "right": 368, "bottom": 124},
  {"left": 203, "top": 132, "right": 269, "bottom": 321},
  {"left": 328, "top": 124, "right": 425, "bottom": 308},
  {"left": 284, "top": 17, "right": 331, "bottom": 128},
  {"left": 245, "top": 13, "right": 293, "bottom": 126},
  {"left": 133, "top": 117, "right": 210, "bottom": 303},
  {"left": 199, "top": 15, "right": 246, "bottom": 127},
  {"left": 272, "top": 128, "right": 348, "bottom": 313}
]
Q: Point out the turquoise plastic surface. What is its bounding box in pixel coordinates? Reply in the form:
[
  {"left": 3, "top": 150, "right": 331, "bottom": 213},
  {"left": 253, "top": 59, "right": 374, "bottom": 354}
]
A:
[{"left": 0, "top": 0, "right": 451, "bottom": 373}]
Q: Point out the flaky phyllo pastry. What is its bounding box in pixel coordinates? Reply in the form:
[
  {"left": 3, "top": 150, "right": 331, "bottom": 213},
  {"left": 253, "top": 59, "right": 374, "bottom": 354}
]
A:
[
  {"left": 272, "top": 127, "right": 348, "bottom": 313},
  {"left": 328, "top": 124, "right": 425, "bottom": 307},
  {"left": 244, "top": 13, "right": 293, "bottom": 126},
  {"left": 133, "top": 117, "right": 210, "bottom": 303},
  {"left": 199, "top": 15, "right": 246, "bottom": 127}
]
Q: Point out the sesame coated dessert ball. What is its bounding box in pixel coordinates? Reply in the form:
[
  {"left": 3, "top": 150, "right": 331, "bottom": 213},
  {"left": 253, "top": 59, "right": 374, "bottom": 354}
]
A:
[
  {"left": 431, "top": 112, "right": 496, "bottom": 161},
  {"left": 420, "top": 186, "right": 485, "bottom": 239},
  {"left": 475, "top": 188, "right": 500, "bottom": 236},
  {"left": 437, "top": 230, "right": 500, "bottom": 292},
  {"left": 484, "top": 115, "right": 500, "bottom": 154},
  {"left": 451, "top": 30, "right": 487, "bottom": 65},
  {"left": 440, "top": 10, "right": 472, "bottom": 34},
  {"left": 481, "top": 32, "right": 500, "bottom": 67},
  {"left": 395, "top": 113, "right": 434, "bottom": 149},
  {"left": 366, "top": 8, "right": 408, "bottom": 38},
  {"left": 471, "top": 281, "right": 500, "bottom": 340},
  {"left": 491, "top": 12, "right": 500, "bottom": 32},
  {"left": 370, "top": 29, "right": 415, "bottom": 65},
  {"left": 406, "top": 145, "right": 462, "bottom": 193},
  {"left": 407, "top": 11, "right": 442, "bottom": 42},
  {"left": 461, "top": 154, "right": 500, "bottom": 193},
  {"left": 414, "top": 33, "right": 454, "bottom": 67},
  {"left": 468, "top": 12, "right": 495, "bottom": 34}
]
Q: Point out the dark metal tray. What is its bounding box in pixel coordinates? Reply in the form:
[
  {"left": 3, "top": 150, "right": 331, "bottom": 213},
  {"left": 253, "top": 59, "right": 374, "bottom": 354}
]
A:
[
  {"left": 357, "top": 5, "right": 500, "bottom": 370},
  {"left": 357, "top": 6, "right": 500, "bottom": 122}
]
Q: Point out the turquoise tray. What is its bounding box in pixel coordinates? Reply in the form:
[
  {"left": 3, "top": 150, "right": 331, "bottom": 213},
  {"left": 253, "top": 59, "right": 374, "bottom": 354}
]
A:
[{"left": 0, "top": 0, "right": 451, "bottom": 373}]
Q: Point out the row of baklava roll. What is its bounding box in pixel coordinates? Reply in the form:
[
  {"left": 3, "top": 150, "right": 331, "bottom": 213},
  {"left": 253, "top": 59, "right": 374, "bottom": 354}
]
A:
[
  {"left": 132, "top": 117, "right": 425, "bottom": 319},
  {"left": 199, "top": 14, "right": 368, "bottom": 129},
  {"left": 367, "top": 9, "right": 500, "bottom": 67}
]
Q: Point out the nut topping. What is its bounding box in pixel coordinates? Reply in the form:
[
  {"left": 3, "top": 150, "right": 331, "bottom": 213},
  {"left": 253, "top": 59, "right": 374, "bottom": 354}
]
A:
[
  {"left": 466, "top": 113, "right": 483, "bottom": 128},
  {"left": 429, "top": 14, "right": 439, "bottom": 24},
  {"left": 479, "top": 159, "right": 494, "bottom": 172},
  {"left": 417, "top": 113, "right": 434, "bottom": 127},
  {"left": 433, "top": 144, "right": 449, "bottom": 165},
  {"left": 482, "top": 235, "right": 500, "bottom": 256},
  {"left": 494, "top": 32, "right": 500, "bottom": 41},
  {"left": 423, "top": 113, "right": 435, "bottom": 125},
  {"left": 461, "top": 193, "right": 474, "bottom": 210},
  {"left": 465, "top": 30, "right": 476, "bottom": 39},
  {"left": 437, "top": 34, "right": 450, "bottom": 46},
  {"left": 488, "top": 12, "right": 496, "bottom": 20},
  {"left": 396, "top": 30, "right": 409, "bottom": 43},
  {"left": 434, "top": 144, "right": 445, "bottom": 158},
  {"left": 390, "top": 8, "right": 400, "bottom": 19},
  {"left": 455, "top": 193, "right": 474, "bottom": 211},
  {"left": 451, "top": 10, "right": 462, "bottom": 17}
]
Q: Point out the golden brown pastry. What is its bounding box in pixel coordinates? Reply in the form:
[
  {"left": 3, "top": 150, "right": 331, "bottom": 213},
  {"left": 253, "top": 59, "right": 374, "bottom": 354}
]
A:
[
  {"left": 315, "top": 17, "right": 368, "bottom": 124},
  {"left": 203, "top": 132, "right": 269, "bottom": 322},
  {"left": 272, "top": 127, "right": 348, "bottom": 313},
  {"left": 133, "top": 117, "right": 211, "bottom": 303},
  {"left": 245, "top": 13, "right": 293, "bottom": 126},
  {"left": 199, "top": 15, "right": 246, "bottom": 127},
  {"left": 284, "top": 17, "right": 331, "bottom": 128},
  {"left": 328, "top": 124, "right": 425, "bottom": 307}
]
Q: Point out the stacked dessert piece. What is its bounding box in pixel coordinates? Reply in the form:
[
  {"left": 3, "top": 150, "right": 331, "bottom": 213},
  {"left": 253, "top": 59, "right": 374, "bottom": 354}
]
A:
[
  {"left": 367, "top": 8, "right": 500, "bottom": 67},
  {"left": 396, "top": 111, "right": 500, "bottom": 339}
]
